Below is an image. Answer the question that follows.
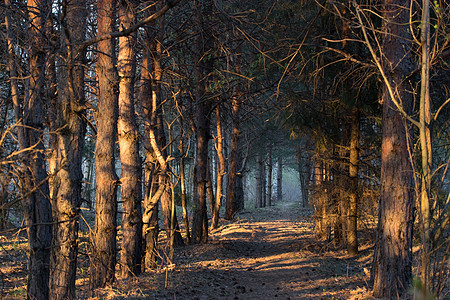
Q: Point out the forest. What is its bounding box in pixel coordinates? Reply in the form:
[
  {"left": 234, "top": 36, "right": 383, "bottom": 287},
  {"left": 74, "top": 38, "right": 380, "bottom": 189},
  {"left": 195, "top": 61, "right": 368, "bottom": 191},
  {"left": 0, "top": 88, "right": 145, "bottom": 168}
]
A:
[{"left": 0, "top": 0, "right": 449, "bottom": 299}]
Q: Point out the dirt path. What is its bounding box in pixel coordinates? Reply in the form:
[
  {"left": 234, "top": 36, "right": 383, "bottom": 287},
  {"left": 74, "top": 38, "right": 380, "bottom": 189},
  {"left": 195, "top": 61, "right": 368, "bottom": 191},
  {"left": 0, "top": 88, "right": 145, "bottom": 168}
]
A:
[
  {"left": 85, "top": 201, "right": 374, "bottom": 299},
  {"left": 0, "top": 200, "right": 375, "bottom": 299}
]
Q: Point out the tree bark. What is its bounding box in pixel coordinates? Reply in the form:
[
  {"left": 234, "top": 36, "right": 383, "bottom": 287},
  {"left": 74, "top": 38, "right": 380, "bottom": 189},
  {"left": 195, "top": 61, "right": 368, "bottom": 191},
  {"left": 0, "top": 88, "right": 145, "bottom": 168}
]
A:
[
  {"left": 21, "top": 1, "right": 54, "bottom": 299},
  {"left": 191, "top": 0, "right": 213, "bottom": 244},
  {"left": 277, "top": 157, "right": 283, "bottom": 202},
  {"left": 90, "top": 0, "right": 119, "bottom": 289},
  {"left": 178, "top": 137, "right": 191, "bottom": 243},
  {"left": 140, "top": 9, "right": 159, "bottom": 271},
  {"left": 372, "top": 1, "right": 415, "bottom": 297},
  {"left": 117, "top": 0, "right": 142, "bottom": 277},
  {"left": 9, "top": 0, "right": 55, "bottom": 298},
  {"left": 418, "top": 0, "right": 432, "bottom": 290},
  {"left": 50, "top": 1, "right": 87, "bottom": 298},
  {"left": 347, "top": 107, "right": 359, "bottom": 256},
  {"left": 267, "top": 146, "right": 273, "bottom": 207},
  {"left": 255, "top": 154, "right": 263, "bottom": 208},
  {"left": 212, "top": 105, "right": 225, "bottom": 228},
  {"left": 225, "top": 87, "right": 241, "bottom": 219}
]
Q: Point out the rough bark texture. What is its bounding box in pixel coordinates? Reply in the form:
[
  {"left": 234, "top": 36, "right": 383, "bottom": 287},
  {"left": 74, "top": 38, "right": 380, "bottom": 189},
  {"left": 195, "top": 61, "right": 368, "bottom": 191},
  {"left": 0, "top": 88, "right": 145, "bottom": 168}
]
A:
[
  {"left": 90, "top": 0, "right": 119, "bottom": 289},
  {"left": 117, "top": 0, "right": 142, "bottom": 277},
  {"left": 50, "top": 1, "right": 87, "bottom": 298},
  {"left": 212, "top": 105, "right": 225, "bottom": 228},
  {"left": 347, "top": 108, "right": 359, "bottom": 256},
  {"left": 225, "top": 91, "right": 240, "bottom": 219},
  {"left": 372, "top": 0, "right": 414, "bottom": 297},
  {"left": 314, "top": 158, "right": 327, "bottom": 241},
  {"left": 22, "top": 1, "right": 53, "bottom": 299}
]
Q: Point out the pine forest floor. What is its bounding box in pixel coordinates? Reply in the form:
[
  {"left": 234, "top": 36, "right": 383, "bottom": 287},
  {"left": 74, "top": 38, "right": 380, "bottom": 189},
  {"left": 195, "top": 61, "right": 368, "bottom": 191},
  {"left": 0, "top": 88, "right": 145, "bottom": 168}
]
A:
[{"left": 0, "top": 200, "right": 379, "bottom": 299}]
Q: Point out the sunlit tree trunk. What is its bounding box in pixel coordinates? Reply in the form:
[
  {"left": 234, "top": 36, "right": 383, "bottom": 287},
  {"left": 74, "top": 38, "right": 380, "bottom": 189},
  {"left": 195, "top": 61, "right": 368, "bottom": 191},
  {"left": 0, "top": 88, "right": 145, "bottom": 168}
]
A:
[
  {"left": 90, "top": 0, "right": 119, "bottom": 289},
  {"left": 372, "top": 0, "right": 414, "bottom": 297},
  {"left": 148, "top": 33, "right": 184, "bottom": 248},
  {"left": 212, "top": 105, "right": 225, "bottom": 228},
  {"left": 117, "top": 0, "right": 142, "bottom": 277},
  {"left": 50, "top": 1, "right": 87, "bottom": 298},
  {"left": 419, "top": 0, "right": 432, "bottom": 290},
  {"left": 178, "top": 136, "right": 191, "bottom": 243},
  {"left": 347, "top": 107, "right": 359, "bottom": 256},
  {"left": 140, "top": 10, "right": 159, "bottom": 271},
  {"left": 206, "top": 157, "right": 215, "bottom": 217},
  {"left": 314, "top": 157, "right": 328, "bottom": 241}
]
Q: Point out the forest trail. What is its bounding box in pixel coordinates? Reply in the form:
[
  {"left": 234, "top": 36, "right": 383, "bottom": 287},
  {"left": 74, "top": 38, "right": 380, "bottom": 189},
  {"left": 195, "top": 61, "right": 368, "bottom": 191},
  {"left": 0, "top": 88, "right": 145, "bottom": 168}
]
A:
[
  {"left": 0, "top": 200, "right": 375, "bottom": 299},
  {"left": 83, "top": 200, "right": 374, "bottom": 299}
]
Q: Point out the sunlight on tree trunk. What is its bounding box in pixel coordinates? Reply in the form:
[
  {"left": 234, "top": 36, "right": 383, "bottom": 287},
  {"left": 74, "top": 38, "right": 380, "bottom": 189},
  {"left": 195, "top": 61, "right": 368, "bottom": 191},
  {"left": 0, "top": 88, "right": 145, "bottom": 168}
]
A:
[{"left": 90, "top": 0, "right": 119, "bottom": 289}]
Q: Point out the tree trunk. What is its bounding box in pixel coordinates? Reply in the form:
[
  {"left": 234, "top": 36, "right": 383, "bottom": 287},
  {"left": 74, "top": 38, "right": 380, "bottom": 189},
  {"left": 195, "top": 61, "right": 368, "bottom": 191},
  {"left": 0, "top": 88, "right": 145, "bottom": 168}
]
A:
[
  {"left": 50, "top": 1, "right": 87, "bottom": 298},
  {"left": 225, "top": 88, "right": 241, "bottom": 219},
  {"left": 418, "top": 0, "right": 432, "bottom": 290},
  {"left": 277, "top": 157, "right": 283, "bottom": 202},
  {"left": 262, "top": 161, "right": 267, "bottom": 207},
  {"left": 151, "top": 48, "right": 184, "bottom": 249},
  {"left": 212, "top": 105, "right": 225, "bottom": 228},
  {"left": 191, "top": 0, "right": 213, "bottom": 244},
  {"left": 21, "top": 2, "right": 54, "bottom": 299},
  {"left": 347, "top": 107, "right": 359, "bottom": 256},
  {"left": 140, "top": 10, "right": 159, "bottom": 271},
  {"left": 372, "top": 0, "right": 415, "bottom": 297},
  {"left": 206, "top": 157, "right": 215, "bottom": 218},
  {"left": 178, "top": 137, "right": 191, "bottom": 243},
  {"left": 255, "top": 154, "right": 263, "bottom": 208},
  {"left": 314, "top": 158, "right": 327, "bottom": 241},
  {"left": 90, "top": 0, "right": 119, "bottom": 289},
  {"left": 117, "top": 0, "right": 142, "bottom": 277},
  {"left": 267, "top": 146, "right": 273, "bottom": 207}
]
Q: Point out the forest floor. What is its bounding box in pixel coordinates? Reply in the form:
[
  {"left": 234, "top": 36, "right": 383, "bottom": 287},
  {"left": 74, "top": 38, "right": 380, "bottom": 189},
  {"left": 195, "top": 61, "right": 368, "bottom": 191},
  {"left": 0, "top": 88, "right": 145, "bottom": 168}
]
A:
[{"left": 0, "top": 200, "right": 378, "bottom": 299}]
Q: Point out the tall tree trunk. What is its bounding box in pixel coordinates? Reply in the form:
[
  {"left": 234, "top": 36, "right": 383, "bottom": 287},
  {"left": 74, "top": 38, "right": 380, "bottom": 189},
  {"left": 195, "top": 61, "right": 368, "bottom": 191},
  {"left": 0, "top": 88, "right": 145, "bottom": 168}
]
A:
[
  {"left": 419, "top": 0, "right": 432, "bottom": 290},
  {"left": 267, "top": 146, "right": 272, "bottom": 207},
  {"left": 372, "top": 0, "right": 415, "bottom": 297},
  {"left": 225, "top": 87, "right": 241, "bottom": 219},
  {"left": 151, "top": 41, "right": 184, "bottom": 249},
  {"left": 314, "top": 157, "right": 327, "bottom": 241},
  {"left": 178, "top": 137, "right": 191, "bottom": 243},
  {"left": 206, "top": 157, "right": 215, "bottom": 217},
  {"left": 297, "top": 148, "right": 309, "bottom": 207},
  {"left": 347, "top": 107, "right": 360, "bottom": 256},
  {"left": 255, "top": 154, "right": 263, "bottom": 208},
  {"left": 212, "top": 105, "right": 225, "bottom": 228},
  {"left": 117, "top": 0, "right": 142, "bottom": 277},
  {"left": 50, "top": 1, "right": 87, "bottom": 298},
  {"left": 191, "top": 0, "right": 213, "bottom": 244},
  {"left": 90, "top": 0, "right": 119, "bottom": 289},
  {"left": 21, "top": 1, "right": 54, "bottom": 299},
  {"left": 140, "top": 10, "right": 159, "bottom": 271},
  {"left": 4, "top": 0, "right": 20, "bottom": 231},
  {"left": 262, "top": 161, "right": 266, "bottom": 207},
  {"left": 277, "top": 157, "right": 283, "bottom": 202}
]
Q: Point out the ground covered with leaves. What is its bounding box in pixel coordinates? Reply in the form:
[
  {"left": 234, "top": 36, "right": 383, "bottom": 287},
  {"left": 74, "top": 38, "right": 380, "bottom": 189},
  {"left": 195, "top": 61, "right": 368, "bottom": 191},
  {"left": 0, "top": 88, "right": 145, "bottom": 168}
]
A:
[{"left": 0, "top": 201, "right": 377, "bottom": 299}]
